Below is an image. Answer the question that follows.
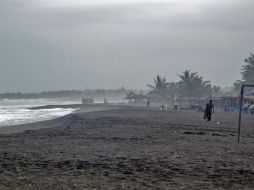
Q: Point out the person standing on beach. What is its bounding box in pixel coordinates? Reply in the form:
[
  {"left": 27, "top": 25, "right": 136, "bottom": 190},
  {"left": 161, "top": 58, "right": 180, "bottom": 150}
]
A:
[
  {"left": 223, "top": 103, "right": 228, "bottom": 112},
  {"left": 204, "top": 100, "right": 214, "bottom": 121},
  {"left": 174, "top": 101, "right": 178, "bottom": 110},
  {"left": 147, "top": 98, "right": 150, "bottom": 107}
]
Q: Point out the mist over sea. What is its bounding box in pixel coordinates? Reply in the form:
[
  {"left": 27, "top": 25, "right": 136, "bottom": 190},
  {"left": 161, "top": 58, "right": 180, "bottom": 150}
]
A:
[{"left": 0, "top": 99, "right": 81, "bottom": 127}]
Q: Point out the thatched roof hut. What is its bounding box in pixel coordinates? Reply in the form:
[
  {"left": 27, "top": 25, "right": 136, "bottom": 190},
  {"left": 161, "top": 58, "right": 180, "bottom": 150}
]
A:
[{"left": 124, "top": 92, "right": 148, "bottom": 104}]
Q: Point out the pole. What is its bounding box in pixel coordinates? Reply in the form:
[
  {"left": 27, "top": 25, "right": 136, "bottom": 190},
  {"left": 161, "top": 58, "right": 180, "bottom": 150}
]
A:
[{"left": 237, "top": 85, "right": 244, "bottom": 142}]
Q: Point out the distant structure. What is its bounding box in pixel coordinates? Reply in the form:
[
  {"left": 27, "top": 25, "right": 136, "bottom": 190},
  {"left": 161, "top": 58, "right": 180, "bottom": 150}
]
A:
[
  {"left": 125, "top": 92, "right": 148, "bottom": 105},
  {"left": 146, "top": 90, "right": 165, "bottom": 104},
  {"left": 82, "top": 97, "right": 94, "bottom": 104},
  {"left": 243, "top": 91, "right": 254, "bottom": 113}
]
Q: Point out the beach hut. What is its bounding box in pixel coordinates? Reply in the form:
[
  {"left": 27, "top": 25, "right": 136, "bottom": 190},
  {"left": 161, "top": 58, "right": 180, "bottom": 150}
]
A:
[
  {"left": 82, "top": 97, "right": 94, "bottom": 104},
  {"left": 124, "top": 92, "right": 148, "bottom": 104}
]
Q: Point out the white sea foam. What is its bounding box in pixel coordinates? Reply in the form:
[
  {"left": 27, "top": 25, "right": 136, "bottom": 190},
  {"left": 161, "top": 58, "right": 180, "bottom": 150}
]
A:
[{"left": 0, "top": 99, "right": 79, "bottom": 127}]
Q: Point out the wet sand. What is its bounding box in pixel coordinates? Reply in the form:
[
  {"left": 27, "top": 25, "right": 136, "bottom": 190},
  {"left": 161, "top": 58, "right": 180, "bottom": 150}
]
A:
[
  {"left": 0, "top": 104, "right": 123, "bottom": 134},
  {"left": 0, "top": 107, "right": 254, "bottom": 189}
]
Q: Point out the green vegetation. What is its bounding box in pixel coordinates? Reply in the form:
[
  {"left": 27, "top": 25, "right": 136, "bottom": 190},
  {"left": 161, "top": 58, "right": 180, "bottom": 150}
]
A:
[
  {"left": 0, "top": 89, "right": 132, "bottom": 100},
  {"left": 232, "top": 53, "right": 254, "bottom": 92},
  {"left": 1, "top": 52, "right": 253, "bottom": 100},
  {"left": 177, "top": 70, "right": 211, "bottom": 98},
  {"left": 147, "top": 70, "right": 214, "bottom": 102},
  {"left": 147, "top": 76, "right": 170, "bottom": 99},
  {"left": 242, "top": 53, "right": 254, "bottom": 84},
  {"left": 147, "top": 52, "right": 254, "bottom": 100}
]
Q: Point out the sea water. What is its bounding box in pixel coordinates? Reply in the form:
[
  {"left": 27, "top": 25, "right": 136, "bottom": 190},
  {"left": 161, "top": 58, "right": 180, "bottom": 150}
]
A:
[{"left": 0, "top": 99, "right": 80, "bottom": 128}]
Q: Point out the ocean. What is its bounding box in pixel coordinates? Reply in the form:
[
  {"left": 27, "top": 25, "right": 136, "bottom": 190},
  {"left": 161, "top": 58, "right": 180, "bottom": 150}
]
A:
[{"left": 0, "top": 99, "right": 80, "bottom": 128}]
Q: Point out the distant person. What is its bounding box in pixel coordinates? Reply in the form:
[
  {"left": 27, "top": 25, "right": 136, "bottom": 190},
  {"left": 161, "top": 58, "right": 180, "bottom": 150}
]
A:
[
  {"left": 174, "top": 101, "right": 178, "bottom": 110},
  {"left": 223, "top": 103, "right": 228, "bottom": 112},
  {"left": 147, "top": 98, "right": 150, "bottom": 107},
  {"left": 204, "top": 100, "right": 214, "bottom": 121}
]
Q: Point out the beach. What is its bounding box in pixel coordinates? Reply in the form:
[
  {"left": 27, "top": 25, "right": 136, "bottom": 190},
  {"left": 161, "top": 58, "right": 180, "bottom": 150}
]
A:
[{"left": 0, "top": 105, "right": 254, "bottom": 190}]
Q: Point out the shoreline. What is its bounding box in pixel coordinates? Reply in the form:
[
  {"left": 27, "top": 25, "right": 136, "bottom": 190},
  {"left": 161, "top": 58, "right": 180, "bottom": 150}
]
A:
[
  {"left": 0, "top": 104, "right": 126, "bottom": 134},
  {"left": 28, "top": 103, "right": 112, "bottom": 110}
]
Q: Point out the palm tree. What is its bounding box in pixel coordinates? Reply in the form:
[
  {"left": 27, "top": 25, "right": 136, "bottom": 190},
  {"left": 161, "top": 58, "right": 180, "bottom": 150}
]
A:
[
  {"left": 147, "top": 75, "right": 170, "bottom": 100},
  {"left": 147, "top": 76, "right": 168, "bottom": 91},
  {"left": 177, "top": 70, "right": 211, "bottom": 98},
  {"left": 212, "top": 85, "right": 221, "bottom": 93}
]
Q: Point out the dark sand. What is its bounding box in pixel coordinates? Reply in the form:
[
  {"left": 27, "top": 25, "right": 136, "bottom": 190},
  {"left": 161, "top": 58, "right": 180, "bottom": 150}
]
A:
[{"left": 0, "top": 106, "right": 254, "bottom": 190}]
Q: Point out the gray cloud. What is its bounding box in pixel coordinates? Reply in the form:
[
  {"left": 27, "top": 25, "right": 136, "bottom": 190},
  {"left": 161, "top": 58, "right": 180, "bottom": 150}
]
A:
[{"left": 0, "top": 0, "right": 254, "bottom": 92}]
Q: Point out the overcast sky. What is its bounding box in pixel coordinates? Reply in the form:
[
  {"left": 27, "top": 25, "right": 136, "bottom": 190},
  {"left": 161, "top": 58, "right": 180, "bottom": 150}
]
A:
[{"left": 0, "top": 0, "right": 253, "bottom": 92}]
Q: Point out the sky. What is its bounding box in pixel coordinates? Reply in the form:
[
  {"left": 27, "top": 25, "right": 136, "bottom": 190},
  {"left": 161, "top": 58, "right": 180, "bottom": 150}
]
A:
[{"left": 0, "top": 0, "right": 254, "bottom": 92}]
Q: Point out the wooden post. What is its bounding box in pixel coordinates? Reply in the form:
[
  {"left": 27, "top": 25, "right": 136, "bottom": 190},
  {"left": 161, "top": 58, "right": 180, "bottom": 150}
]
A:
[{"left": 237, "top": 85, "right": 244, "bottom": 142}]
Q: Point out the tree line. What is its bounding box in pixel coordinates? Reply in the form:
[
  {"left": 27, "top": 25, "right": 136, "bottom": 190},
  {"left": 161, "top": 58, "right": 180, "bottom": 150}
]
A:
[
  {"left": 147, "top": 70, "right": 217, "bottom": 100},
  {"left": 0, "top": 88, "right": 132, "bottom": 100},
  {"left": 233, "top": 53, "right": 254, "bottom": 91},
  {"left": 148, "top": 52, "right": 254, "bottom": 100},
  {"left": 0, "top": 53, "right": 253, "bottom": 100}
]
